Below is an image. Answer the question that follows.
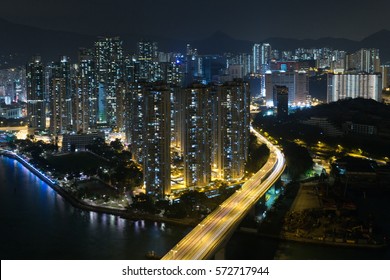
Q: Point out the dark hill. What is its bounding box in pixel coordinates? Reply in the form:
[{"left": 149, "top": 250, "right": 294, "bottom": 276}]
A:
[
  {"left": 1, "top": 18, "right": 390, "bottom": 65},
  {"left": 293, "top": 98, "right": 390, "bottom": 126}
]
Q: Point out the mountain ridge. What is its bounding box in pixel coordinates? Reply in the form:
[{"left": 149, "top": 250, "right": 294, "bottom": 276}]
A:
[{"left": 0, "top": 18, "right": 389, "bottom": 66}]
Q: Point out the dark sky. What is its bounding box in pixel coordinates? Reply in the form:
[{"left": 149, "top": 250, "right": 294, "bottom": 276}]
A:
[{"left": 1, "top": 0, "right": 390, "bottom": 41}]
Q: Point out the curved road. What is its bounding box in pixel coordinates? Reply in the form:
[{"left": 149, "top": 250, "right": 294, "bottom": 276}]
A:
[{"left": 162, "top": 126, "right": 286, "bottom": 260}]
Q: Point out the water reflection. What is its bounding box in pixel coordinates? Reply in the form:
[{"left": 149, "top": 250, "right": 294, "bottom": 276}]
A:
[{"left": 0, "top": 157, "right": 190, "bottom": 260}]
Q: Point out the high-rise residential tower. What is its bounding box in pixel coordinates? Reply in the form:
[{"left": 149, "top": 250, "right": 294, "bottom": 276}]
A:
[
  {"left": 94, "top": 37, "right": 124, "bottom": 125},
  {"left": 275, "top": 85, "right": 289, "bottom": 120},
  {"left": 214, "top": 80, "right": 250, "bottom": 181},
  {"left": 253, "top": 43, "right": 272, "bottom": 74},
  {"left": 26, "top": 56, "right": 46, "bottom": 130},
  {"left": 137, "top": 40, "right": 159, "bottom": 82},
  {"left": 115, "top": 79, "right": 127, "bottom": 131},
  {"left": 49, "top": 56, "right": 73, "bottom": 135},
  {"left": 327, "top": 73, "right": 382, "bottom": 102},
  {"left": 381, "top": 64, "right": 390, "bottom": 90},
  {"left": 183, "top": 83, "right": 212, "bottom": 188},
  {"left": 125, "top": 82, "right": 171, "bottom": 198},
  {"left": 143, "top": 83, "right": 171, "bottom": 198},
  {"left": 76, "top": 48, "right": 97, "bottom": 132},
  {"left": 126, "top": 81, "right": 148, "bottom": 163},
  {"left": 346, "top": 48, "right": 380, "bottom": 73},
  {"left": 265, "top": 70, "right": 309, "bottom": 106}
]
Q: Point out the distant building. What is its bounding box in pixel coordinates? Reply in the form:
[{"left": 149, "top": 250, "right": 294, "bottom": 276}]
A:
[
  {"left": 253, "top": 43, "right": 272, "bottom": 74},
  {"left": 270, "top": 61, "right": 299, "bottom": 72},
  {"left": 0, "top": 67, "right": 26, "bottom": 103},
  {"left": 301, "top": 117, "right": 343, "bottom": 137},
  {"left": 227, "top": 64, "right": 244, "bottom": 80},
  {"left": 49, "top": 56, "right": 72, "bottom": 135},
  {"left": 115, "top": 79, "right": 127, "bottom": 131},
  {"left": 345, "top": 48, "right": 380, "bottom": 73},
  {"left": 252, "top": 44, "right": 261, "bottom": 74},
  {"left": 227, "top": 53, "right": 252, "bottom": 77},
  {"left": 62, "top": 132, "right": 105, "bottom": 152},
  {"left": 137, "top": 40, "right": 159, "bottom": 82},
  {"left": 342, "top": 121, "right": 377, "bottom": 135},
  {"left": 265, "top": 70, "right": 309, "bottom": 106},
  {"left": 197, "top": 55, "right": 226, "bottom": 84},
  {"left": 381, "top": 64, "right": 390, "bottom": 89},
  {"left": 247, "top": 74, "right": 262, "bottom": 98},
  {"left": 159, "top": 62, "right": 182, "bottom": 85},
  {"left": 183, "top": 44, "right": 199, "bottom": 87},
  {"left": 0, "top": 105, "right": 23, "bottom": 119},
  {"left": 94, "top": 37, "right": 124, "bottom": 126},
  {"left": 76, "top": 48, "right": 97, "bottom": 132},
  {"left": 26, "top": 56, "right": 46, "bottom": 130},
  {"left": 274, "top": 85, "right": 289, "bottom": 120},
  {"left": 327, "top": 73, "right": 382, "bottom": 102}
]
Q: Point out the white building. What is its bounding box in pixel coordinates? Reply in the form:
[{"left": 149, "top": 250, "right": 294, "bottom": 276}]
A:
[{"left": 327, "top": 73, "right": 382, "bottom": 102}]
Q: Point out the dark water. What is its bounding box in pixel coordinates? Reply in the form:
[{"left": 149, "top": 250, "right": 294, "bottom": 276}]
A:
[
  {"left": 1, "top": 156, "right": 389, "bottom": 260},
  {"left": 0, "top": 156, "right": 190, "bottom": 260}
]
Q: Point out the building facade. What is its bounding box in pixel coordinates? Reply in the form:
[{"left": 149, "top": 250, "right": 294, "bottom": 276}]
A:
[
  {"left": 76, "top": 48, "right": 97, "bottom": 132},
  {"left": 143, "top": 83, "right": 171, "bottom": 198},
  {"left": 214, "top": 80, "right": 250, "bottom": 181},
  {"left": 327, "top": 73, "right": 382, "bottom": 102},
  {"left": 26, "top": 56, "right": 46, "bottom": 130},
  {"left": 125, "top": 82, "right": 171, "bottom": 198},
  {"left": 94, "top": 37, "right": 124, "bottom": 126},
  {"left": 183, "top": 83, "right": 212, "bottom": 188},
  {"left": 62, "top": 132, "right": 105, "bottom": 152},
  {"left": 346, "top": 48, "right": 380, "bottom": 73},
  {"left": 49, "top": 56, "right": 73, "bottom": 135},
  {"left": 265, "top": 70, "right": 309, "bottom": 106},
  {"left": 274, "top": 85, "right": 289, "bottom": 120}
]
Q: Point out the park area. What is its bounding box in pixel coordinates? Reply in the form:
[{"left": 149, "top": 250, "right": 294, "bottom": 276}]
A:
[{"left": 47, "top": 151, "right": 109, "bottom": 174}]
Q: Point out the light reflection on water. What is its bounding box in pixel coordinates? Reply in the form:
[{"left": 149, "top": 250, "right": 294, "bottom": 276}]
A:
[
  {"left": 4, "top": 155, "right": 386, "bottom": 260},
  {"left": 0, "top": 156, "right": 190, "bottom": 260}
]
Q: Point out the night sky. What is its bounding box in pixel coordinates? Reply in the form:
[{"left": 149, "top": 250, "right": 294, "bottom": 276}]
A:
[{"left": 1, "top": 0, "right": 390, "bottom": 41}]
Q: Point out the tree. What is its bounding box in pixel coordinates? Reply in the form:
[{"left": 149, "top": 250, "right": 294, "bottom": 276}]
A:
[
  {"left": 283, "top": 141, "right": 313, "bottom": 179},
  {"left": 110, "top": 138, "right": 124, "bottom": 152},
  {"left": 245, "top": 134, "right": 270, "bottom": 174},
  {"left": 132, "top": 193, "right": 156, "bottom": 213},
  {"left": 166, "top": 203, "right": 187, "bottom": 218}
]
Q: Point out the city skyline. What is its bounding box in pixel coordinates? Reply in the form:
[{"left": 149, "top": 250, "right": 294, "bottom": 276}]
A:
[
  {"left": 1, "top": 33, "right": 390, "bottom": 264},
  {"left": 1, "top": 0, "right": 390, "bottom": 266},
  {"left": 1, "top": 0, "right": 390, "bottom": 42}
]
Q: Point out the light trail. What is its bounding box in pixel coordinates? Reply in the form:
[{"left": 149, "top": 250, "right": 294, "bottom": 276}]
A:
[{"left": 162, "top": 126, "right": 286, "bottom": 260}]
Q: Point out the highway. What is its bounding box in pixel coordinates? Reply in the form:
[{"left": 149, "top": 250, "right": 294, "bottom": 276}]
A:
[{"left": 162, "top": 126, "right": 286, "bottom": 260}]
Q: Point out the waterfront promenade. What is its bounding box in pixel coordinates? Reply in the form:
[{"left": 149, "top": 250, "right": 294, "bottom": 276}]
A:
[{"left": 0, "top": 149, "right": 198, "bottom": 227}]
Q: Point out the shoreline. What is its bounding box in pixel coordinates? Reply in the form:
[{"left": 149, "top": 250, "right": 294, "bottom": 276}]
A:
[
  {"left": 2, "top": 150, "right": 387, "bottom": 250},
  {"left": 0, "top": 150, "right": 198, "bottom": 228}
]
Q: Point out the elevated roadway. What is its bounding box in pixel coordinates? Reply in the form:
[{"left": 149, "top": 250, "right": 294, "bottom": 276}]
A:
[{"left": 162, "top": 126, "right": 286, "bottom": 260}]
